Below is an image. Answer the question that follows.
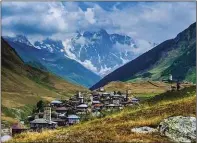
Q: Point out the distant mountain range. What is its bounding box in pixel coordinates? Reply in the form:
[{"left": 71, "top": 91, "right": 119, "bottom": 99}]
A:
[
  {"left": 4, "top": 29, "right": 157, "bottom": 87},
  {"left": 90, "top": 22, "right": 196, "bottom": 90},
  {"left": 3, "top": 36, "right": 101, "bottom": 88},
  {"left": 34, "top": 29, "right": 156, "bottom": 76}
]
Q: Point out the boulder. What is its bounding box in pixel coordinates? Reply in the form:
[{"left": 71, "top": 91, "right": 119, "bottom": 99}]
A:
[
  {"left": 158, "top": 116, "right": 196, "bottom": 143},
  {"left": 131, "top": 126, "right": 158, "bottom": 134},
  {"left": 1, "top": 135, "right": 12, "bottom": 142}
]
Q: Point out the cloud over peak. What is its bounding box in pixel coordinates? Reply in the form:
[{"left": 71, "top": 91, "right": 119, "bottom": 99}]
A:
[{"left": 2, "top": 1, "right": 196, "bottom": 55}]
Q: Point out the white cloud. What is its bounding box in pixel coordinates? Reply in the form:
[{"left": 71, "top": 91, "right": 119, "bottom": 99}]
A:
[
  {"left": 2, "top": 2, "right": 196, "bottom": 72},
  {"left": 2, "top": 2, "right": 195, "bottom": 45},
  {"left": 113, "top": 42, "right": 133, "bottom": 52},
  {"left": 79, "top": 60, "right": 97, "bottom": 73},
  {"left": 85, "top": 8, "right": 96, "bottom": 24},
  {"left": 131, "top": 39, "right": 153, "bottom": 55}
]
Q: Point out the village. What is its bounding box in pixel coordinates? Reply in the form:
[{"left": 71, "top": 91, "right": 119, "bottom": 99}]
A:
[
  {"left": 4, "top": 87, "right": 140, "bottom": 137},
  {"left": 1, "top": 72, "right": 193, "bottom": 143}
]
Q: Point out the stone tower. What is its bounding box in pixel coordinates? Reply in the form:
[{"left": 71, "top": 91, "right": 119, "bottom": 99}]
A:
[
  {"left": 43, "top": 106, "right": 51, "bottom": 121},
  {"left": 169, "top": 74, "right": 172, "bottom": 81}
]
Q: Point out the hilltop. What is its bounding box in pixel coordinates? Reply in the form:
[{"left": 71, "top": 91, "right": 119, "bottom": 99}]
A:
[
  {"left": 90, "top": 22, "right": 196, "bottom": 90},
  {"left": 1, "top": 38, "right": 89, "bottom": 125},
  {"left": 9, "top": 85, "right": 196, "bottom": 142}
]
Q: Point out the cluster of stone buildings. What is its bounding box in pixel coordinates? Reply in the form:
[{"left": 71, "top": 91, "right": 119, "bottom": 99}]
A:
[
  {"left": 91, "top": 88, "right": 139, "bottom": 112},
  {"left": 29, "top": 92, "right": 86, "bottom": 131},
  {"left": 10, "top": 88, "right": 139, "bottom": 136}
]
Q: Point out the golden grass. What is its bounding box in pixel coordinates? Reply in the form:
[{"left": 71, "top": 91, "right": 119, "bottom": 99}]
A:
[
  {"left": 1, "top": 115, "right": 18, "bottom": 125},
  {"left": 9, "top": 86, "right": 196, "bottom": 143},
  {"left": 104, "top": 81, "right": 171, "bottom": 95},
  {"left": 2, "top": 66, "right": 89, "bottom": 124}
]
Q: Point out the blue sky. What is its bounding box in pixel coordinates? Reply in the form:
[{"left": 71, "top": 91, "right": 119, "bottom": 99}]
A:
[{"left": 2, "top": 2, "right": 196, "bottom": 53}]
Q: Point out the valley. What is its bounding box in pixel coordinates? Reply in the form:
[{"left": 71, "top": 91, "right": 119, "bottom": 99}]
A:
[
  {"left": 1, "top": 20, "right": 196, "bottom": 143},
  {"left": 1, "top": 38, "right": 89, "bottom": 126}
]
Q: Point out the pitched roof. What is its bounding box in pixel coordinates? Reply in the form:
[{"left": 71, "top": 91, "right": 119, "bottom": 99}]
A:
[
  {"left": 106, "top": 104, "right": 122, "bottom": 107},
  {"left": 67, "top": 115, "right": 80, "bottom": 119},
  {"left": 30, "top": 119, "right": 57, "bottom": 124},
  {"left": 55, "top": 107, "right": 68, "bottom": 111},
  {"left": 52, "top": 118, "right": 66, "bottom": 122},
  {"left": 102, "top": 92, "right": 110, "bottom": 95},
  {"left": 131, "top": 97, "right": 139, "bottom": 101},
  {"left": 59, "top": 113, "right": 66, "bottom": 117},
  {"left": 92, "top": 101, "right": 100, "bottom": 104},
  {"left": 51, "top": 100, "right": 62, "bottom": 104},
  {"left": 77, "top": 104, "right": 88, "bottom": 108},
  {"left": 30, "top": 119, "right": 48, "bottom": 124}
]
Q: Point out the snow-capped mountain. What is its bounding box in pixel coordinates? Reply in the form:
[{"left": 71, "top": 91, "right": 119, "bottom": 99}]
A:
[
  {"left": 5, "top": 30, "right": 157, "bottom": 79},
  {"left": 3, "top": 35, "right": 101, "bottom": 88},
  {"left": 35, "top": 29, "right": 138, "bottom": 76},
  {"left": 67, "top": 29, "right": 137, "bottom": 76},
  {"left": 34, "top": 38, "right": 64, "bottom": 53},
  {"left": 4, "top": 35, "right": 34, "bottom": 47}
]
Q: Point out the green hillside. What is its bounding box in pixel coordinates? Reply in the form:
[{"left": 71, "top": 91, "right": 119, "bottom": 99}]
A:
[
  {"left": 90, "top": 22, "right": 196, "bottom": 90},
  {"left": 128, "top": 23, "right": 196, "bottom": 83},
  {"left": 1, "top": 38, "right": 89, "bottom": 125}
]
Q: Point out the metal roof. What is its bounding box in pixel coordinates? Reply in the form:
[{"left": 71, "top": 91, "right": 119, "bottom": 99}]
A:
[
  {"left": 30, "top": 119, "right": 57, "bottom": 124},
  {"left": 59, "top": 113, "right": 66, "bottom": 117},
  {"left": 52, "top": 118, "right": 66, "bottom": 122},
  {"left": 106, "top": 104, "right": 122, "bottom": 107},
  {"left": 51, "top": 100, "right": 62, "bottom": 104},
  {"left": 131, "top": 97, "right": 139, "bottom": 101},
  {"left": 67, "top": 115, "right": 80, "bottom": 119},
  {"left": 55, "top": 107, "right": 68, "bottom": 111},
  {"left": 77, "top": 104, "right": 88, "bottom": 108},
  {"left": 92, "top": 101, "right": 100, "bottom": 104},
  {"left": 102, "top": 92, "right": 110, "bottom": 95},
  {"left": 30, "top": 119, "right": 48, "bottom": 124}
]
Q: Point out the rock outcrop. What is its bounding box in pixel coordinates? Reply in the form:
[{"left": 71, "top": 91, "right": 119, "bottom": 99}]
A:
[{"left": 158, "top": 116, "right": 196, "bottom": 143}]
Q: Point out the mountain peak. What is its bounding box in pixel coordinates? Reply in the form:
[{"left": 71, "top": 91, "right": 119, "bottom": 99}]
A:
[{"left": 5, "top": 35, "right": 33, "bottom": 47}]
